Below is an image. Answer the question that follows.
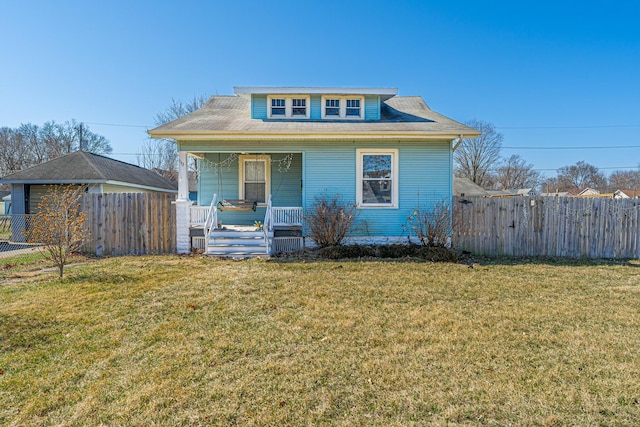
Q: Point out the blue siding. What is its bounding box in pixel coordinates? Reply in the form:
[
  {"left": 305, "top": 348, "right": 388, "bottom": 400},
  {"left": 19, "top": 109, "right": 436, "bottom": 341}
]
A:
[
  {"left": 310, "top": 95, "right": 322, "bottom": 119},
  {"left": 252, "top": 94, "right": 267, "bottom": 119},
  {"left": 10, "top": 185, "right": 25, "bottom": 215},
  {"left": 304, "top": 143, "right": 451, "bottom": 237},
  {"left": 364, "top": 95, "right": 380, "bottom": 120},
  {"left": 181, "top": 141, "right": 452, "bottom": 238},
  {"left": 198, "top": 153, "right": 302, "bottom": 225}
]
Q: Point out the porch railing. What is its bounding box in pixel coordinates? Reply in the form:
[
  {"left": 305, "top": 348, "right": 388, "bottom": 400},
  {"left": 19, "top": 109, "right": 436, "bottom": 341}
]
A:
[
  {"left": 272, "top": 207, "right": 303, "bottom": 226},
  {"left": 190, "top": 206, "right": 209, "bottom": 226},
  {"left": 263, "top": 195, "right": 273, "bottom": 255},
  {"left": 203, "top": 194, "right": 218, "bottom": 249}
]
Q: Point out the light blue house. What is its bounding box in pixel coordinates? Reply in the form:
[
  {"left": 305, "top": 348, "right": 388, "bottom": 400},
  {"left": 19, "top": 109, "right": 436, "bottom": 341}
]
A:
[{"left": 148, "top": 87, "right": 479, "bottom": 256}]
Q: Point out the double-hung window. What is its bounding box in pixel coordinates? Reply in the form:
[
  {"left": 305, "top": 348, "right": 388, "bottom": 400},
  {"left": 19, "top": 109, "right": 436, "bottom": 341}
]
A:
[
  {"left": 239, "top": 155, "right": 270, "bottom": 204},
  {"left": 267, "top": 95, "right": 310, "bottom": 119},
  {"left": 291, "top": 98, "right": 307, "bottom": 117},
  {"left": 322, "top": 96, "right": 364, "bottom": 119},
  {"left": 346, "top": 99, "right": 361, "bottom": 117},
  {"left": 356, "top": 149, "right": 398, "bottom": 208},
  {"left": 324, "top": 99, "right": 340, "bottom": 117},
  {"left": 270, "top": 98, "right": 286, "bottom": 116}
]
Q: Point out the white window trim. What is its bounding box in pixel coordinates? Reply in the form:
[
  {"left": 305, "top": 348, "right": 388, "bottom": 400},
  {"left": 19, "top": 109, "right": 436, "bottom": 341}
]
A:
[
  {"left": 238, "top": 155, "right": 271, "bottom": 205},
  {"left": 356, "top": 149, "right": 399, "bottom": 209},
  {"left": 322, "top": 95, "right": 365, "bottom": 119},
  {"left": 267, "top": 95, "right": 310, "bottom": 119}
]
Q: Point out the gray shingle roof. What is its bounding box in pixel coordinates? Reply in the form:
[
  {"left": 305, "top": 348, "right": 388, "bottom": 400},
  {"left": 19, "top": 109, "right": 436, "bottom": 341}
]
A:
[
  {"left": 453, "top": 177, "right": 488, "bottom": 197},
  {"left": 0, "top": 151, "right": 177, "bottom": 191},
  {"left": 148, "top": 95, "right": 480, "bottom": 138}
]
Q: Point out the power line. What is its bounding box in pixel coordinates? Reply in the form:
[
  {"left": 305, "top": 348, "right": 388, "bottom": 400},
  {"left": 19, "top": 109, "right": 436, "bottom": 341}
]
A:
[
  {"left": 84, "top": 121, "right": 150, "bottom": 129},
  {"left": 502, "top": 145, "right": 640, "bottom": 150},
  {"left": 497, "top": 124, "right": 640, "bottom": 130}
]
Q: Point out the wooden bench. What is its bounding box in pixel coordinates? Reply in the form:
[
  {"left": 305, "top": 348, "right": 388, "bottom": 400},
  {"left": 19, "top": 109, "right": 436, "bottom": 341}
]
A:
[{"left": 218, "top": 199, "right": 258, "bottom": 212}]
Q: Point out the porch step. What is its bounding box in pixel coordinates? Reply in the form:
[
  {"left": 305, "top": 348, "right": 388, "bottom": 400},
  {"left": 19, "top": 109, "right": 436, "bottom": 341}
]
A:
[{"left": 206, "top": 229, "right": 273, "bottom": 258}]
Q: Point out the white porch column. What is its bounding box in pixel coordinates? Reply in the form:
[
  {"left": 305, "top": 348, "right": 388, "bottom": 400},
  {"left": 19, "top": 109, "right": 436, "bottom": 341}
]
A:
[
  {"left": 177, "top": 150, "right": 190, "bottom": 202},
  {"left": 174, "top": 150, "right": 192, "bottom": 254}
]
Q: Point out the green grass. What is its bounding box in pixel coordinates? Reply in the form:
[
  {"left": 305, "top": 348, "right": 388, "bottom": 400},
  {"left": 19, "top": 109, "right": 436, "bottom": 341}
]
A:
[{"left": 1, "top": 256, "right": 640, "bottom": 426}]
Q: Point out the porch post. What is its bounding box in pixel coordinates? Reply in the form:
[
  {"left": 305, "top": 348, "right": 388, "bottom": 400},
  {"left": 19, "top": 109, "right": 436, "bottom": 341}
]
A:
[
  {"left": 177, "top": 150, "right": 190, "bottom": 202},
  {"left": 174, "top": 150, "right": 192, "bottom": 254}
]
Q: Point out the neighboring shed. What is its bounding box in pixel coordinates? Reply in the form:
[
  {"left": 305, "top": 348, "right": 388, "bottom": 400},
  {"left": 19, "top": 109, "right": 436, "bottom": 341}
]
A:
[
  {"left": 0, "top": 151, "right": 177, "bottom": 216},
  {"left": 453, "top": 177, "right": 488, "bottom": 197}
]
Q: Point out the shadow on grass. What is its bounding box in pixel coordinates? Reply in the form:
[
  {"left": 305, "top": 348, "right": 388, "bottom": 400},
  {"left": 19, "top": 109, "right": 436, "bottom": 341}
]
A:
[
  {"left": 465, "top": 255, "right": 640, "bottom": 268},
  {"left": 269, "top": 245, "right": 640, "bottom": 268}
]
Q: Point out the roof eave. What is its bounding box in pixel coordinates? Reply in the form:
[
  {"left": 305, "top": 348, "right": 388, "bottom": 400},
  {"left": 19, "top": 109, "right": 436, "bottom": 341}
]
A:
[
  {"left": 233, "top": 86, "right": 398, "bottom": 100},
  {"left": 147, "top": 130, "right": 481, "bottom": 142}
]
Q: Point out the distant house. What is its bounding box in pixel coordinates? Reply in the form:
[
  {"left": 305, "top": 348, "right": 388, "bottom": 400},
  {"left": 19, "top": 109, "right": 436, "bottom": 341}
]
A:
[
  {"left": 0, "top": 151, "right": 177, "bottom": 216},
  {"left": 614, "top": 189, "right": 640, "bottom": 199},
  {"left": 149, "top": 86, "right": 480, "bottom": 255},
  {"left": 453, "top": 177, "right": 488, "bottom": 197}
]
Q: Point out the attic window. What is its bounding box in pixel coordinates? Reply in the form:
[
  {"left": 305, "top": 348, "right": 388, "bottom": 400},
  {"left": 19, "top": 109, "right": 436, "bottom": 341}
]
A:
[
  {"left": 325, "top": 99, "right": 340, "bottom": 117},
  {"left": 267, "top": 95, "right": 310, "bottom": 119},
  {"left": 322, "top": 96, "right": 364, "bottom": 119},
  {"left": 291, "top": 98, "right": 307, "bottom": 116},
  {"left": 271, "top": 98, "right": 286, "bottom": 116},
  {"left": 346, "top": 99, "right": 361, "bottom": 117}
]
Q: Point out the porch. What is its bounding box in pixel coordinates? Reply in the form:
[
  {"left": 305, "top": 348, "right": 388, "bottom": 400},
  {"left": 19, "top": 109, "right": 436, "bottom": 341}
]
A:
[{"left": 189, "top": 195, "right": 303, "bottom": 257}]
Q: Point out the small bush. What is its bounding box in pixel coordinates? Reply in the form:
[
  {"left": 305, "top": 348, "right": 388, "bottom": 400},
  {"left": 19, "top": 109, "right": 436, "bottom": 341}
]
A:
[
  {"left": 305, "top": 194, "right": 358, "bottom": 248},
  {"left": 406, "top": 199, "right": 452, "bottom": 247}
]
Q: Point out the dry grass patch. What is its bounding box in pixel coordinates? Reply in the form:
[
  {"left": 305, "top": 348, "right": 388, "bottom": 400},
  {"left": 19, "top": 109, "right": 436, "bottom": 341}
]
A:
[{"left": 1, "top": 256, "right": 640, "bottom": 425}]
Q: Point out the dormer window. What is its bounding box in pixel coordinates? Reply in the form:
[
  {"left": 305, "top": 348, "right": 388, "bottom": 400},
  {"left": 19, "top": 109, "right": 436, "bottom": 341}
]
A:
[
  {"left": 291, "top": 98, "right": 307, "bottom": 116},
  {"left": 346, "top": 99, "right": 361, "bottom": 117},
  {"left": 322, "top": 96, "right": 364, "bottom": 119},
  {"left": 271, "top": 98, "right": 286, "bottom": 116},
  {"left": 267, "top": 95, "right": 310, "bottom": 119},
  {"left": 325, "top": 99, "right": 340, "bottom": 117}
]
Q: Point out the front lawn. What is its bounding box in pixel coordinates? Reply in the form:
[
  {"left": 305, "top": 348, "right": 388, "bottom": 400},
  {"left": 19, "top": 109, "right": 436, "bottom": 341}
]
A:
[{"left": 2, "top": 256, "right": 640, "bottom": 425}]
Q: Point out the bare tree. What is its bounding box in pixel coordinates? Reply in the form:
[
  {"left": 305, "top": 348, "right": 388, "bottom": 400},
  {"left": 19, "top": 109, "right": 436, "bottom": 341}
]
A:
[
  {"left": 136, "top": 139, "right": 179, "bottom": 180},
  {"left": 25, "top": 185, "right": 89, "bottom": 278},
  {"left": 608, "top": 169, "right": 640, "bottom": 191},
  {"left": 454, "top": 119, "right": 502, "bottom": 188},
  {"left": 493, "top": 154, "right": 542, "bottom": 190},
  {"left": 39, "top": 120, "right": 112, "bottom": 158},
  {"left": 138, "top": 94, "right": 209, "bottom": 178},
  {"left": 556, "top": 161, "right": 606, "bottom": 193},
  {"left": 0, "top": 121, "right": 112, "bottom": 177},
  {"left": 0, "top": 127, "right": 32, "bottom": 176}
]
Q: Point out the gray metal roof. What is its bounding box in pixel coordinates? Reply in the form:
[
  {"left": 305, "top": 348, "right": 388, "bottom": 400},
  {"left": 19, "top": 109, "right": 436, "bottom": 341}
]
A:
[
  {"left": 0, "top": 151, "right": 177, "bottom": 191},
  {"left": 148, "top": 95, "right": 480, "bottom": 139}
]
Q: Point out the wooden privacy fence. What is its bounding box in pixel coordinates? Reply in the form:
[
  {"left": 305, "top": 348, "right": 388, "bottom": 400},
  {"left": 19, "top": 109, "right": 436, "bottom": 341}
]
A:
[
  {"left": 80, "top": 193, "right": 176, "bottom": 256},
  {"left": 453, "top": 196, "right": 640, "bottom": 259}
]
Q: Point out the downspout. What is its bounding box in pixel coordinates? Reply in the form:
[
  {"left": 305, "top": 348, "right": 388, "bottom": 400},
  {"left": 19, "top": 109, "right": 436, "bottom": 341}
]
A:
[{"left": 452, "top": 134, "right": 464, "bottom": 152}]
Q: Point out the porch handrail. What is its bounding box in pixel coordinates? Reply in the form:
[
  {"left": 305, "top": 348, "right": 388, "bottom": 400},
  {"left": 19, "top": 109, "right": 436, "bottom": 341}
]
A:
[
  {"left": 272, "top": 207, "right": 303, "bottom": 226},
  {"left": 190, "top": 206, "right": 209, "bottom": 226},
  {"left": 203, "top": 194, "right": 218, "bottom": 249},
  {"left": 263, "top": 195, "right": 273, "bottom": 255}
]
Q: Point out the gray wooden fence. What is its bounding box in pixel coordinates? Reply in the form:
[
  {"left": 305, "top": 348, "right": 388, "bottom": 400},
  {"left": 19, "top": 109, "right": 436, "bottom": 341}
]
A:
[
  {"left": 80, "top": 193, "right": 176, "bottom": 256},
  {"left": 453, "top": 196, "right": 640, "bottom": 259}
]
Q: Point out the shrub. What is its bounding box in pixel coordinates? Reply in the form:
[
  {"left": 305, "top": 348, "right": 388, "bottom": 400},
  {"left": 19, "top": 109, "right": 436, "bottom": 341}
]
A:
[
  {"left": 305, "top": 194, "right": 358, "bottom": 248},
  {"left": 406, "top": 199, "right": 452, "bottom": 247},
  {"left": 25, "top": 185, "right": 89, "bottom": 278}
]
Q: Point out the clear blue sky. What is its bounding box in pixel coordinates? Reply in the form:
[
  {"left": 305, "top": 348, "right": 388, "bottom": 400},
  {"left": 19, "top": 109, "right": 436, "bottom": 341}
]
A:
[{"left": 2, "top": 0, "right": 639, "bottom": 178}]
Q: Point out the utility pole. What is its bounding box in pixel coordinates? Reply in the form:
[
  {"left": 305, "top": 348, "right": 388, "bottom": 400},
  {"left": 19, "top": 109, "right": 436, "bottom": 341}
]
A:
[{"left": 78, "top": 122, "right": 84, "bottom": 151}]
